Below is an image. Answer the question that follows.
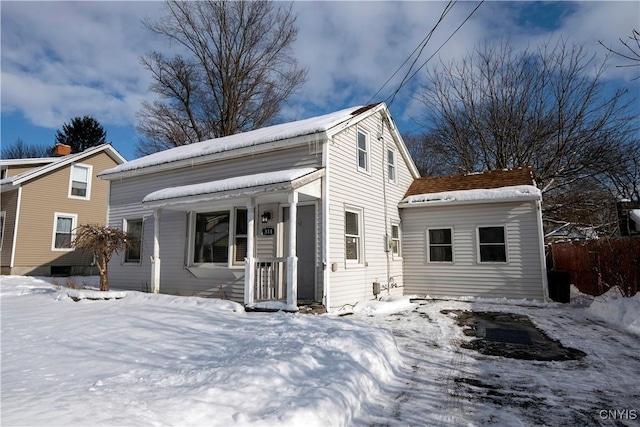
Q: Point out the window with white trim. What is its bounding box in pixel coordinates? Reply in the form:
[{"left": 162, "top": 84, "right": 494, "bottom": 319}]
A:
[
  {"left": 124, "top": 218, "right": 143, "bottom": 263},
  {"left": 387, "top": 149, "right": 396, "bottom": 183},
  {"left": 52, "top": 213, "right": 77, "bottom": 251},
  {"left": 427, "top": 228, "right": 453, "bottom": 262},
  {"left": 193, "top": 211, "right": 230, "bottom": 264},
  {"left": 345, "top": 208, "right": 364, "bottom": 263},
  {"left": 391, "top": 223, "right": 401, "bottom": 257},
  {"left": 357, "top": 129, "right": 370, "bottom": 173},
  {"left": 478, "top": 226, "right": 507, "bottom": 262},
  {"left": 234, "top": 208, "right": 248, "bottom": 264},
  {"left": 191, "top": 208, "right": 248, "bottom": 266},
  {"left": 69, "top": 164, "right": 92, "bottom": 199},
  {"left": 0, "top": 211, "right": 5, "bottom": 250}
]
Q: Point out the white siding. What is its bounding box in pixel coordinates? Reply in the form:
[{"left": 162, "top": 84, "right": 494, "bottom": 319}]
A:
[
  {"left": 107, "top": 145, "right": 323, "bottom": 301},
  {"left": 327, "top": 112, "right": 414, "bottom": 311},
  {"left": 401, "top": 201, "right": 545, "bottom": 300}
]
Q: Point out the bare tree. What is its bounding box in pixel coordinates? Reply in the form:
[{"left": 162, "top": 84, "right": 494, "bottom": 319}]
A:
[
  {"left": 136, "top": 0, "right": 308, "bottom": 156},
  {"left": 414, "top": 39, "right": 637, "bottom": 235},
  {"left": 72, "top": 224, "right": 130, "bottom": 291},
  {"left": 600, "top": 29, "right": 640, "bottom": 79},
  {"left": 1, "top": 138, "right": 52, "bottom": 159}
]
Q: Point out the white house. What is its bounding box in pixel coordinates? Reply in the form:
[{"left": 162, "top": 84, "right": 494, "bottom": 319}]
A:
[
  {"left": 399, "top": 167, "right": 548, "bottom": 300},
  {"left": 99, "top": 103, "right": 420, "bottom": 312}
]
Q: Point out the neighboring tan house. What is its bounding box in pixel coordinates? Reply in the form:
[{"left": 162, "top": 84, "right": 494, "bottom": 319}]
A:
[
  {"left": 399, "top": 167, "right": 547, "bottom": 300},
  {"left": 0, "top": 144, "right": 126, "bottom": 276},
  {"left": 99, "top": 103, "right": 420, "bottom": 311}
]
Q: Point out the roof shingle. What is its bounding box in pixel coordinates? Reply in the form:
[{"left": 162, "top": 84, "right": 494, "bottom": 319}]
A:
[{"left": 405, "top": 167, "right": 536, "bottom": 198}]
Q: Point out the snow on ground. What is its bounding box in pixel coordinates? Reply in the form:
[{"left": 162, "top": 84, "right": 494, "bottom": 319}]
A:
[{"left": 2, "top": 276, "right": 639, "bottom": 426}]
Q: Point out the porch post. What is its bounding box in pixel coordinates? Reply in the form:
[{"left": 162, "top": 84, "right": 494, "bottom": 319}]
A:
[
  {"left": 286, "top": 191, "right": 298, "bottom": 307},
  {"left": 244, "top": 198, "right": 256, "bottom": 305},
  {"left": 151, "top": 208, "right": 162, "bottom": 294}
]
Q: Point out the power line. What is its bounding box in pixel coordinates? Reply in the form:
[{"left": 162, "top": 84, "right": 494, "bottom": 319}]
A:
[
  {"left": 387, "top": 0, "right": 485, "bottom": 106},
  {"left": 379, "top": 0, "right": 485, "bottom": 108},
  {"left": 367, "top": 0, "right": 456, "bottom": 105}
]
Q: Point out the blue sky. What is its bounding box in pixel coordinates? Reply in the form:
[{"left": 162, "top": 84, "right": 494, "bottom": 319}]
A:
[{"left": 2, "top": 1, "right": 639, "bottom": 161}]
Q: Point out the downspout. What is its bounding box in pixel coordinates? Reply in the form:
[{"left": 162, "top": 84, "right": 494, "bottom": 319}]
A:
[
  {"left": 380, "top": 116, "right": 391, "bottom": 295},
  {"left": 322, "top": 139, "right": 331, "bottom": 310}
]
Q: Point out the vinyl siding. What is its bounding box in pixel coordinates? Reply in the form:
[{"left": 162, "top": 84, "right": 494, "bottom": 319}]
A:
[
  {"left": 327, "top": 112, "right": 414, "bottom": 310},
  {"left": 106, "top": 145, "right": 323, "bottom": 300},
  {"left": 12, "top": 152, "right": 118, "bottom": 272},
  {"left": 401, "top": 200, "right": 545, "bottom": 299},
  {"left": 5, "top": 165, "right": 47, "bottom": 178},
  {"left": 0, "top": 189, "right": 19, "bottom": 268}
]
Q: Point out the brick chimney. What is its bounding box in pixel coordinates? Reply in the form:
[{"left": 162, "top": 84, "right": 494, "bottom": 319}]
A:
[{"left": 53, "top": 143, "right": 71, "bottom": 156}]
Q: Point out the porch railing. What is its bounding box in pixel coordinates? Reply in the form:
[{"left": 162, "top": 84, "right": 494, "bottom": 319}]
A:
[{"left": 254, "top": 257, "right": 287, "bottom": 301}]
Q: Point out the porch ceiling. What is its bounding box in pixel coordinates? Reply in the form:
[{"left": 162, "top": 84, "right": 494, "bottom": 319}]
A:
[{"left": 142, "top": 167, "right": 324, "bottom": 210}]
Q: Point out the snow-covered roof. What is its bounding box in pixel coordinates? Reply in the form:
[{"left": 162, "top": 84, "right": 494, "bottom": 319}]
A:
[
  {"left": 0, "top": 157, "right": 58, "bottom": 167},
  {"left": 399, "top": 185, "right": 541, "bottom": 207},
  {"left": 0, "top": 144, "right": 126, "bottom": 190},
  {"left": 100, "top": 105, "right": 373, "bottom": 178},
  {"left": 142, "top": 167, "right": 322, "bottom": 208},
  {"left": 405, "top": 167, "right": 535, "bottom": 198}
]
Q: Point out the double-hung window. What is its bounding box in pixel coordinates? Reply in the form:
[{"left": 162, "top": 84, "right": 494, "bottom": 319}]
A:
[
  {"left": 427, "top": 228, "right": 453, "bottom": 262},
  {"left": 69, "top": 164, "right": 92, "bottom": 199},
  {"left": 345, "top": 207, "right": 364, "bottom": 264},
  {"left": 52, "top": 213, "right": 77, "bottom": 251},
  {"left": 234, "top": 208, "right": 248, "bottom": 264},
  {"left": 124, "top": 218, "right": 143, "bottom": 263},
  {"left": 391, "top": 223, "right": 401, "bottom": 257},
  {"left": 478, "top": 226, "right": 507, "bottom": 262},
  {"left": 387, "top": 149, "right": 396, "bottom": 183},
  {"left": 357, "top": 129, "right": 370, "bottom": 173}
]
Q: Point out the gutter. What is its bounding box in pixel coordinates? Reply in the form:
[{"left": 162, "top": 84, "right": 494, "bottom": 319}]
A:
[{"left": 398, "top": 194, "right": 542, "bottom": 208}]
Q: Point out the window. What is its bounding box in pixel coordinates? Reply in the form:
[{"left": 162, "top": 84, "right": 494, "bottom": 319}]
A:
[
  {"left": 69, "top": 164, "right": 92, "bottom": 199},
  {"left": 357, "top": 129, "right": 370, "bottom": 173},
  {"left": 234, "top": 208, "right": 248, "bottom": 264},
  {"left": 391, "top": 223, "right": 401, "bottom": 257},
  {"left": 345, "top": 208, "right": 363, "bottom": 263},
  {"left": 0, "top": 211, "right": 5, "bottom": 250},
  {"left": 478, "top": 226, "right": 507, "bottom": 262},
  {"left": 124, "top": 218, "right": 143, "bottom": 263},
  {"left": 428, "top": 228, "right": 453, "bottom": 262},
  {"left": 192, "top": 209, "right": 248, "bottom": 266},
  {"left": 193, "top": 211, "right": 230, "bottom": 264},
  {"left": 387, "top": 149, "right": 396, "bottom": 183},
  {"left": 52, "top": 213, "right": 77, "bottom": 251}
]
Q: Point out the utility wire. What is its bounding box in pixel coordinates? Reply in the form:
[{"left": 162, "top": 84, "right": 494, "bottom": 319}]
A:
[
  {"left": 382, "top": 0, "right": 485, "bottom": 108},
  {"left": 367, "top": 0, "right": 456, "bottom": 105}
]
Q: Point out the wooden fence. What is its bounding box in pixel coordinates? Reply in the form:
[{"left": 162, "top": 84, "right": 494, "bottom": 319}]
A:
[{"left": 548, "top": 237, "right": 639, "bottom": 297}]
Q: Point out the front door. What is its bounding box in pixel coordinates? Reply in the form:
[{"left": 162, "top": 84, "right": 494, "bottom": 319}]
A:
[{"left": 283, "top": 205, "right": 316, "bottom": 301}]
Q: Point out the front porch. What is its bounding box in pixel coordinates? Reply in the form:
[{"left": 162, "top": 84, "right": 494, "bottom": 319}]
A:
[{"left": 140, "top": 168, "right": 325, "bottom": 310}]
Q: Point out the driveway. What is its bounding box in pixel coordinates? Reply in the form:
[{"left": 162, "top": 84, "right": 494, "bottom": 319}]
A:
[{"left": 352, "top": 298, "right": 640, "bottom": 426}]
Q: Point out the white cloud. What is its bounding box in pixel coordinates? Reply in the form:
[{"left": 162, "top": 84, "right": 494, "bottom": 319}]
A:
[
  {"left": 1, "top": 1, "right": 163, "bottom": 128},
  {"left": 1, "top": 1, "right": 637, "bottom": 136}
]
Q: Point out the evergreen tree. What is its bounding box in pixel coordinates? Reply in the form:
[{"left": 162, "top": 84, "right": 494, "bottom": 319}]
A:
[{"left": 55, "top": 116, "right": 107, "bottom": 153}]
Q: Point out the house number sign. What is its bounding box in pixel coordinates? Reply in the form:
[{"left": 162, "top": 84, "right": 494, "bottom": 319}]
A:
[{"left": 261, "top": 227, "right": 275, "bottom": 236}]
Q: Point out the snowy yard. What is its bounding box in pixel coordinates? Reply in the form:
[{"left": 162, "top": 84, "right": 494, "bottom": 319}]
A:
[{"left": 1, "top": 276, "right": 639, "bottom": 426}]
